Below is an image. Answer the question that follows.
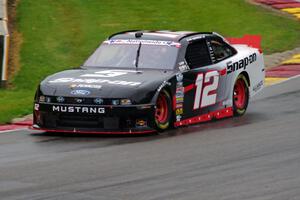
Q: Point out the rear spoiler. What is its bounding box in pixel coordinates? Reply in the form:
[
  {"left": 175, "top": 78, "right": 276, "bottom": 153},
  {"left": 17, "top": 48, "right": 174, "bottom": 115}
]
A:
[{"left": 225, "top": 35, "right": 262, "bottom": 53}]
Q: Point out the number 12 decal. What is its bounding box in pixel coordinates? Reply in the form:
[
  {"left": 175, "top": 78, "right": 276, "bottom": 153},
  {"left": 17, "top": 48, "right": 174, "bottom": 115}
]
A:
[{"left": 193, "top": 71, "right": 219, "bottom": 109}]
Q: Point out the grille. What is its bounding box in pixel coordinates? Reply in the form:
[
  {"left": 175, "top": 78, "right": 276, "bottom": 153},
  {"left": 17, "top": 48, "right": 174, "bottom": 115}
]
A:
[
  {"left": 58, "top": 114, "right": 100, "bottom": 128},
  {"left": 57, "top": 114, "right": 120, "bottom": 129},
  {"left": 49, "top": 96, "right": 121, "bottom": 105}
]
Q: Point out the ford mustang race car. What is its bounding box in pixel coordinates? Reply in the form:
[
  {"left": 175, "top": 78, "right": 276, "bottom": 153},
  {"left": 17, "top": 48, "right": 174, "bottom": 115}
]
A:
[{"left": 32, "top": 30, "right": 265, "bottom": 134}]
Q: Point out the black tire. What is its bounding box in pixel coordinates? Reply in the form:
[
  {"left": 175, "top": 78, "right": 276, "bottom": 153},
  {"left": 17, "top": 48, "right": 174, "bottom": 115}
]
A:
[
  {"left": 233, "top": 74, "right": 249, "bottom": 116},
  {"left": 154, "top": 89, "right": 172, "bottom": 131}
]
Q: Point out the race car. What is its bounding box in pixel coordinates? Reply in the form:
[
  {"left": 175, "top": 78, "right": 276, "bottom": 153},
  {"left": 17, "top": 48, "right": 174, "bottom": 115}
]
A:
[{"left": 32, "top": 30, "right": 265, "bottom": 134}]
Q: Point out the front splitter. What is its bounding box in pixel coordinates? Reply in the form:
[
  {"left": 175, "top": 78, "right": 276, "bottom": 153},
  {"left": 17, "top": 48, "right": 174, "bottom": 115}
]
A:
[{"left": 30, "top": 125, "right": 157, "bottom": 135}]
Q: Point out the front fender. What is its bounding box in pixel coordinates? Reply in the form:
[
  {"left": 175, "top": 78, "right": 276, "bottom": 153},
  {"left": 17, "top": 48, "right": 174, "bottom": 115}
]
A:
[{"left": 150, "top": 80, "right": 173, "bottom": 105}]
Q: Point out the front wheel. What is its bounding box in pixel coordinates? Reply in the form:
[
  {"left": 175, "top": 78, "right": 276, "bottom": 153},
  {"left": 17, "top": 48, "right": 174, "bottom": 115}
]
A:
[
  {"left": 154, "top": 89, "right": 172, "bottom": 131},
  {"left": 233, "top": 74, "right": 249, "bottom": 116}
]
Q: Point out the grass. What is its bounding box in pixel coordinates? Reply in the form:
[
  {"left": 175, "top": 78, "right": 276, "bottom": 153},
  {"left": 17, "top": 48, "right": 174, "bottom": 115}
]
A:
[{"left": 0, "top": 0, "right": 299, "bottom": 123}]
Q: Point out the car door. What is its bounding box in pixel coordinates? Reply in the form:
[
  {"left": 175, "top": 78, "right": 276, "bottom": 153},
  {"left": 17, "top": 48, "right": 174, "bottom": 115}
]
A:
[
  {"left": 179, "top": 37, "right": 234, "bottom": 120},
  {"left": 206, "top": 36, "right": 237, "bottom": 108}
]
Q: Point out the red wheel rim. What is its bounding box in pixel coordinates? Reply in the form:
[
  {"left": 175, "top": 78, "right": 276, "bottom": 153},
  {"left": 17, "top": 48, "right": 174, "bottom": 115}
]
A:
[
  {"left": 155, "top": 93, "right": 168, "bottom": 123},
  {"left": 234, "top": 79, "right": 246, "bottom": 109}
]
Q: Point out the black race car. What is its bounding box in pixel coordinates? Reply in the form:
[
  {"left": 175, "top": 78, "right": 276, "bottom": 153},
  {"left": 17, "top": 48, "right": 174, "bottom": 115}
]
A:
[{"left": 32, "top": 30, "right": 264, "bottom": 134}]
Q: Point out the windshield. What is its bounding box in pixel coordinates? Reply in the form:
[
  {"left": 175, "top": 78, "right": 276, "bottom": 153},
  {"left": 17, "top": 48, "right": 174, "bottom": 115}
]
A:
[{"left": 83, "top": 39, "right": 180, "bottom": 70}]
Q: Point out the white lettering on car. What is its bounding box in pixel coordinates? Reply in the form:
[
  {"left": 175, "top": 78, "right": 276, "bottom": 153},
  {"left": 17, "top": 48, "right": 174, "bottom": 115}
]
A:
[
  {"left": 81, "top": 70, "right": 141, "bottom": 78},
  {"left": 52, "top": 106, "right": 105, "bottom": 114},
  {"left": 49, "top": 78, "right": 141, "bottom": 86}
]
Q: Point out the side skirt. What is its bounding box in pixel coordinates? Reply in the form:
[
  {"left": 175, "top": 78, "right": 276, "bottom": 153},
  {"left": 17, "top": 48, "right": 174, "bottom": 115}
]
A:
[{"left": 174, "top": 107, "right": 233, "bottom": 127}]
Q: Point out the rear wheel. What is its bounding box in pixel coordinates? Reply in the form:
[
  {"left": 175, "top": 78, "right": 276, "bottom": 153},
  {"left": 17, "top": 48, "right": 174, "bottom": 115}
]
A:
[
  {"left": 233, "top": 74, "right": 249, "bottom": 116},
  {"left": 154, "top": 89, "right": 172, "bottom": 131}
]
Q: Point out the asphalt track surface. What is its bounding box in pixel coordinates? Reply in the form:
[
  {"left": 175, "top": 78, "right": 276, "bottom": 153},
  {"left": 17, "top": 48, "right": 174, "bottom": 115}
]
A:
[{"left": 1, "top": 77, "right": 300, "bottom": 200}]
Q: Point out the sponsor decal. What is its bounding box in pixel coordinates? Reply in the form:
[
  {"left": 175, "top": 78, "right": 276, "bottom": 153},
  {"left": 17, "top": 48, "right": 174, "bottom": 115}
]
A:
[
  {"left": 176, "top": 103, "right": 183, "bottom": 108},
  {"left": 81, "top": 70, "right": 141, "bottom": 78},
  {"left": 207, "top": 44, "right": 216, "bottom": 63},
  {"left": 176, "top": 97, "right": 184, "bottom": 103},
  {"left": 176, "top": 87, "right": 184, "bottom": 93},
  {"left": 49, "top": 78, "right": 141, "bottom": 86},
  {"left": 253, "top": 80, "right": 263, "bottom": 92},
  {"left": 176, "top": 108, "right": 183, "bottom": 115},
  {"left": 178, "top": 61, "right": 190, "bottom": 72},
  {"left": 56, "top": 96, "right": 65, "bottom": 103},
  {"left": 175, "top": 74, "right": 185, "bottom": 115},
  {"left": 104, "top": 39, "right": 181, "bottom": 47},
  {"left": 75, "top": 98, "right": 83, "bottom": 103},
  {"left": 176, "top": 73, "right": 183, "bottom": 82},
  {"left": 157, "top": 81, "right": 171, "bottom": 92},
  {"left": 34, "top": 104, "right": 39, "bottom": 111},
  {"left": 94, "top": 98, "right": 104, "bottom": 105},
  {"left": 70, "top": 89, "right": 91, "bottom": 96},
  {"left": 179, "top": 65, "right": 189, "bottom": 72},
  {"left": 227, "top": 53, "right": 257, "bottom": 74},
  {"left": 186, "top": 35, "right": 205, "bottom": 42},
  {"left": 52, "top": 106, "right": 105, "bottom": 114},
  {"left": 111, "top": 99, "right": 120, "bottom": 105},
  {"left": 175, "top": 72, "right": 185, "bottom": 116},
  {"left": 136, "top": 119, "right": 147, "bottom": 127},
  {"left": 176, "top": 82, "right": 183, "bottom": 87},
  {"left": 70, "top": 84, "right": 102, "bottom": 89},
  {"left": 176, "top": 92, "right": 184, "bottom": 98},
  {"left": 176, "top": 115, "right": 182, "bottom": 122}
]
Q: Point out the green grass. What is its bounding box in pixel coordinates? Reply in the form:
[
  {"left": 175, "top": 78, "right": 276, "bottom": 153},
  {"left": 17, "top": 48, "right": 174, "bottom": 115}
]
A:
[{"left": 0, "top": 0, "right": 299, "bottom": 123}]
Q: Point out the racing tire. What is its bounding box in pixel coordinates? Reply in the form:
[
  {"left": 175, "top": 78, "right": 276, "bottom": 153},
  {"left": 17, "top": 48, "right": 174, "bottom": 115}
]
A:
[
  {"left": 154, "top": 89, "right": 172, "bottom": 131},
  {"left": 233, "top": 74, "right": 249, "bottom": 116}
]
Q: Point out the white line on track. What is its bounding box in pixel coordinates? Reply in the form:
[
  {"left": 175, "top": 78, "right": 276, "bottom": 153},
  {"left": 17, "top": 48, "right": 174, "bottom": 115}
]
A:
[{"left": 0, "top": 128, "right": 28, "bottom": 134}]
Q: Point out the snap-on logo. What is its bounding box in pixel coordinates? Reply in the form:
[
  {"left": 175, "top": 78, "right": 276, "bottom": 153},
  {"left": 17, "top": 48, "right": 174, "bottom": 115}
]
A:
[{"left": 227, "top": 53, "right": 257, "bottom": 74}]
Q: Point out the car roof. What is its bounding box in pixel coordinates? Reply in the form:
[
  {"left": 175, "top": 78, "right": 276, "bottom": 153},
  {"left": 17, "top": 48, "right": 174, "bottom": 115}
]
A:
[{"left": 108, "top": 30, "right": 217, "bottom": 42}]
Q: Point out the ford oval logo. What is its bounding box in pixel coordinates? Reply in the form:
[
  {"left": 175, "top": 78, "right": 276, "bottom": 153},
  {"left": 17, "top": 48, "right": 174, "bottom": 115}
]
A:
[{"left": 70, "top": 90, "right": 91, "bottom": 96}]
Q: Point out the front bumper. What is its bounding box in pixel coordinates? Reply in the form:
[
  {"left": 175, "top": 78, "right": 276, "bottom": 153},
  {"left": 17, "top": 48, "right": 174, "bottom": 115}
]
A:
[{"left": 33, "top": 102, "right": 157, "bottom": 134}]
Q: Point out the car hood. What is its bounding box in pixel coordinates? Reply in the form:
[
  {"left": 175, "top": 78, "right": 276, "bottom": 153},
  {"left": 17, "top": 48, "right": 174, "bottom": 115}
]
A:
[{"left": 40, "top": 68, "right": 175, "bottom": 103}]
